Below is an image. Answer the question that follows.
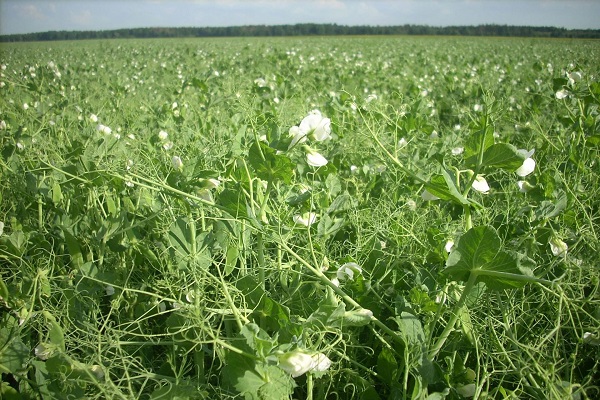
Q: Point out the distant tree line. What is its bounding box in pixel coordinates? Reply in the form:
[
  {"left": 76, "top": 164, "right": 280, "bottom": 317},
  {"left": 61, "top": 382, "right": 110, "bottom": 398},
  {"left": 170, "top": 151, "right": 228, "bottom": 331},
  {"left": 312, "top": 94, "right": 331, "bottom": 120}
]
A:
[{"left": 2, "top": 23, "right": 599, "bottom": 42}]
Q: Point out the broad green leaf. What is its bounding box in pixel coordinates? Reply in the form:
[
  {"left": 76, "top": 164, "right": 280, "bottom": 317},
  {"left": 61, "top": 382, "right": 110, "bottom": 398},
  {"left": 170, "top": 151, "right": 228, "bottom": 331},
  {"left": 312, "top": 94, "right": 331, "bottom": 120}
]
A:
[
  {"left": 444, "top": 226, "right": 532, "bottom": 290},
  {"left": 377, "top": 347, "right": 399, "bottom": 386},
  {"left": 218, "top": 188, "right": 248, "bottom": 219},
  {"left": 480, "top": 143, "right": 527, "bottom": 170},
  {"left": 236, "top": 276, "right": 290, "bottom": 331},
  {"left": 222, "top": 350, "right": 295, "bottom": 400},
  {"left": 535, "top": 192, "right": 567, "bottom": 220},
  {"left": 395, "top": 312, "right": 425, "bottom": 347},
  {"left": 240, "top": 323, "right": 278, "bottom": 359},
  {"left": 0, "top": 319, "right": 28, "bottom": 374},
  {"left": 306, "top": 302, "right": 346, "bottom": 329},
  {"left": 248, "top": 141, "right": 294, "bottom": 184},
  {"left": 426, "top": 174, "right": 470, "bottom": 205}
]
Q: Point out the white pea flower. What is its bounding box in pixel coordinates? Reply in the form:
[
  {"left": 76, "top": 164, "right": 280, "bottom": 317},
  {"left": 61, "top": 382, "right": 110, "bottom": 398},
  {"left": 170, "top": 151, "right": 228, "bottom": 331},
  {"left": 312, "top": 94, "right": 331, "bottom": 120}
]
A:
[
  {"left": 429, "top": 130, "right": 439, "bottom": 139},
  {"left": 96, "top": 124, "right": 112, "bottom": 135},
  {"left": 91, "top": 365, "right": 105, "bottom": 380},
  {"left": 23, "top": 103, "right": 29, "bottom": 110},
  {"left": 350, "top": 165, "right": 358, "bottom": 173},
  {"left": 567, "top": 71, "right": 582, "bottom": 86},
  {"left": 310, "top": 353, "right": 332, "bottom": 373},
  {"left": 34, "top": 344, "right": 52, "bottom": 360},
  {"left": 158, "top": 130, "right": 169, "bottom": 141},
  {"left": 516, "top": 149, "right": 536, "bottom": 177},
  {"left": 105, "top": 285, "right": 115, "bottom": 296},
  {"left": 421, "top": 189, "right": 440, "bottom": 201},
  {"left": 0, "top": 120, "right": 7, "bottom": 130},
  {"left": 336, "top": 262, "right": 362, "bottom": 282},
  {"left": 473, "top": 104, "right": 483, "bottom": 112},
  {"left": 555, "top": 89, "right": 569, "bottom": 99},
  {"left": 205, "top": 178, "right": 221, "bottom": 189},
  {"left": 89, "top": 114, "right": 98, "bottom": 123},
  {"left": 471, "top": 175, "right": 490, "bottom": 194},
  {"left": 306, "top": 149, "right": 328, "bottom": 167},
  {"left": 162, "top": 141, "right": 173, "bottom": 151},
  {"left": 293, "top": 212, "right": 317, "bottom": 227},
  {"left": 445, "top": 240, "right": 454, "bottom": 253},
  {"left": 398, "top": 137, "right": 408, "bottom": 148},
  {"left": 299, "top": 110, "right": 331, "bottom": 141},
  {"left": 278, "top": 350, "right": 331, "bottom": 378},
  {"left": 517, "top": 180, "right": 534, "bottom": 193},
  {"left": 549, "top": 237, "right": 568, "bottom": 256},
  {"left": 278, "top": 350, "right": 314, "bottom": 377},
  {"left": 288, "top": 125, "right": 307, "bottom": 150},
  {"left": 0, "top": 221, "right": 4, "bottom": 236},
  {"left": 451, "top": 147, "right": 464, "bottom": 156},
  {"left": 583, "top": 332, "right": 600, "bottom": 346},
  {"left": 172, "top": 156, "right": 183, "bottom": 170}
]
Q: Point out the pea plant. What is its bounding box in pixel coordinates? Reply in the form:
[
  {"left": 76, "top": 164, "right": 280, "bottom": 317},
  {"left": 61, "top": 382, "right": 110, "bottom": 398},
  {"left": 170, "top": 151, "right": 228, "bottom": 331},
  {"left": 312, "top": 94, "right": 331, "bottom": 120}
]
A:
[{"left": 0, "top": 37, "right": 598, "bottom": 399}]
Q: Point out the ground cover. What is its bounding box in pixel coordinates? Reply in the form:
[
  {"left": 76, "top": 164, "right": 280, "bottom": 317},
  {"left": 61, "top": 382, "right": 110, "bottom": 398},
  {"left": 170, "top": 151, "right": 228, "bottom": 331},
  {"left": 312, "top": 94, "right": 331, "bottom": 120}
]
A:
[{"left": 1, "top": 36, "right": 599, "bottom": 399}]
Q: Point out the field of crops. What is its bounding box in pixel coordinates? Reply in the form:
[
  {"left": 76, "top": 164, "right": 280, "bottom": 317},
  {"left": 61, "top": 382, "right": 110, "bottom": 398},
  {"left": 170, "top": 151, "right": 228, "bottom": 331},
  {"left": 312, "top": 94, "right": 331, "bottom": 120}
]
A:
[{"left": 1, "top": 35, "right": 599, "bottom": 399}]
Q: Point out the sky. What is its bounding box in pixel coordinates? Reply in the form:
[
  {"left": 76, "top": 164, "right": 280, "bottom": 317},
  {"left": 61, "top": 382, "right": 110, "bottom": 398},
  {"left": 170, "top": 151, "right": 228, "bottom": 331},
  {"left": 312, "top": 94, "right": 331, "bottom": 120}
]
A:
[{"left": 1, "top": 0, "right": 599, "bottom": 36}]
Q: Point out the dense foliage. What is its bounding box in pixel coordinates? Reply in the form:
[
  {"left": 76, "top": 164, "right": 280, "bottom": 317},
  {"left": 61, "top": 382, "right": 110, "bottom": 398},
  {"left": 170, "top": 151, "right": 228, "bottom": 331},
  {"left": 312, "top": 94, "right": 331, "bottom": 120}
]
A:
[
  {"left": 2, "top": 23, "right": 600, "bottom": 42},
  {"left": 1, "top": 36, "right": 599, "bottom": 399}
]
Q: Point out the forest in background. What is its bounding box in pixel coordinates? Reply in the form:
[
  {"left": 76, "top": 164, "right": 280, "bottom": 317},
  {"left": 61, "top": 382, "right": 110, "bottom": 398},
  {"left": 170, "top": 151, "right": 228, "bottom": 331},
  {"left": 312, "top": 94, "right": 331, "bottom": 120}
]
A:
[{"left": 2, "top": 23, "right": 600, "bottom": 42}]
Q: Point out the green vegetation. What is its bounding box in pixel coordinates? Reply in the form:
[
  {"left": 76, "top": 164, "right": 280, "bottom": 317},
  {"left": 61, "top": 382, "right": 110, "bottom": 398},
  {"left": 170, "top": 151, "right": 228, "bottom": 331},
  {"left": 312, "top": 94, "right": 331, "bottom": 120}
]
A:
[{"left": 1, "top": 36, "right": 599, "bottom": 399}]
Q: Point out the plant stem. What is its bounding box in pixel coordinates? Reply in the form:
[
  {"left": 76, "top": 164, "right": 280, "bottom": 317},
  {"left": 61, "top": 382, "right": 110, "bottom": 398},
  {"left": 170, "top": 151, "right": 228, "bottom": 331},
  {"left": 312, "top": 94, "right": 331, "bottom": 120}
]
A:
[{"left": 428, "top": 272, "right": 478, "bottom": 361}]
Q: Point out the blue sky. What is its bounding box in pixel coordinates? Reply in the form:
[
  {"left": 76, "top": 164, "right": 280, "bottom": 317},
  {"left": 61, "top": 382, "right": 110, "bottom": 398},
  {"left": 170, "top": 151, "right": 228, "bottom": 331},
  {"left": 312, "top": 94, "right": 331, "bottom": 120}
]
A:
[{"left": 1, "top": 0, "right": 599, "bottom": 35}]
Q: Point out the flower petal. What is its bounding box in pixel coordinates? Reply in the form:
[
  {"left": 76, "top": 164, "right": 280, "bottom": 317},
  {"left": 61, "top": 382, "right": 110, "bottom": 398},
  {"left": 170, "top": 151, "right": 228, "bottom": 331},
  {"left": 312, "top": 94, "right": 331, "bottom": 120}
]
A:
[
  {"left": 516, "top": 158, "right": 536, "bottom": 177},
  {"left": 306, "top": 151, "right": 328, "bottom": 167},
  {"left": 472, "top": 175, "right": 490, "bottom": 193}
]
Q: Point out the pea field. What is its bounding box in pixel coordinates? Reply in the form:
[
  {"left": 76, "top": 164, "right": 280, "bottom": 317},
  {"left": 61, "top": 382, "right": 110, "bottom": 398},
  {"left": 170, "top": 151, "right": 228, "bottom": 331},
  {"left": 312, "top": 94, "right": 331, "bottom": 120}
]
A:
[{"left": 0, "top": 36, "right": 599, "bottom": 399}]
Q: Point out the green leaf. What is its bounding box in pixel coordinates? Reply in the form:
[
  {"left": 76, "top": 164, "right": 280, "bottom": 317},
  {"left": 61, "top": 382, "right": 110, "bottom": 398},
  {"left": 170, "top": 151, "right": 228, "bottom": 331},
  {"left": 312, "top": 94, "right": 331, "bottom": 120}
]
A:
[
  {"left": 225, "top": 243, "right": 239, "bottom": 276},
  {"left": 395, "top": 312, "right": 425, "bottom": 347},
  {"left": 0, "top": 382, "right": 20, "bottom": 400},
  {"left": 0, "top": 320, "right": 28, "bottom": 374},
  {"left": 62, "top": 228, "right": 84, "bottom": 269},
  {"left": 480, "top": 143, "right": 527, "bottom": 170},
  {"left": 218, "top": 188, "right": 248, "bottom": 219},
  {"left": 150, "top": 382, "right": 206, "bottom": 400},
  {"left": 426, "top": 174, "right": 470, "bottom": 205},
  {"left": 342, "top": 309, "right": 374, "bottom": 327},
  {"left": 377, "top": 347, "right": 399, "bottom": 386},
  {"left": 443, "top": 226, "right": 532, "bottom": 290},
  {"left": 464, "top": 127, "right": 494, "bottom": 162},
  {"left": 248, "top": 141, "right": 294, "bottom": 184},
  {"left": 222, "top": 350, "right": 295, "bottom": 400},
  {"left": 236, "top": 276, "right": 290, "bottom": 331}
]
